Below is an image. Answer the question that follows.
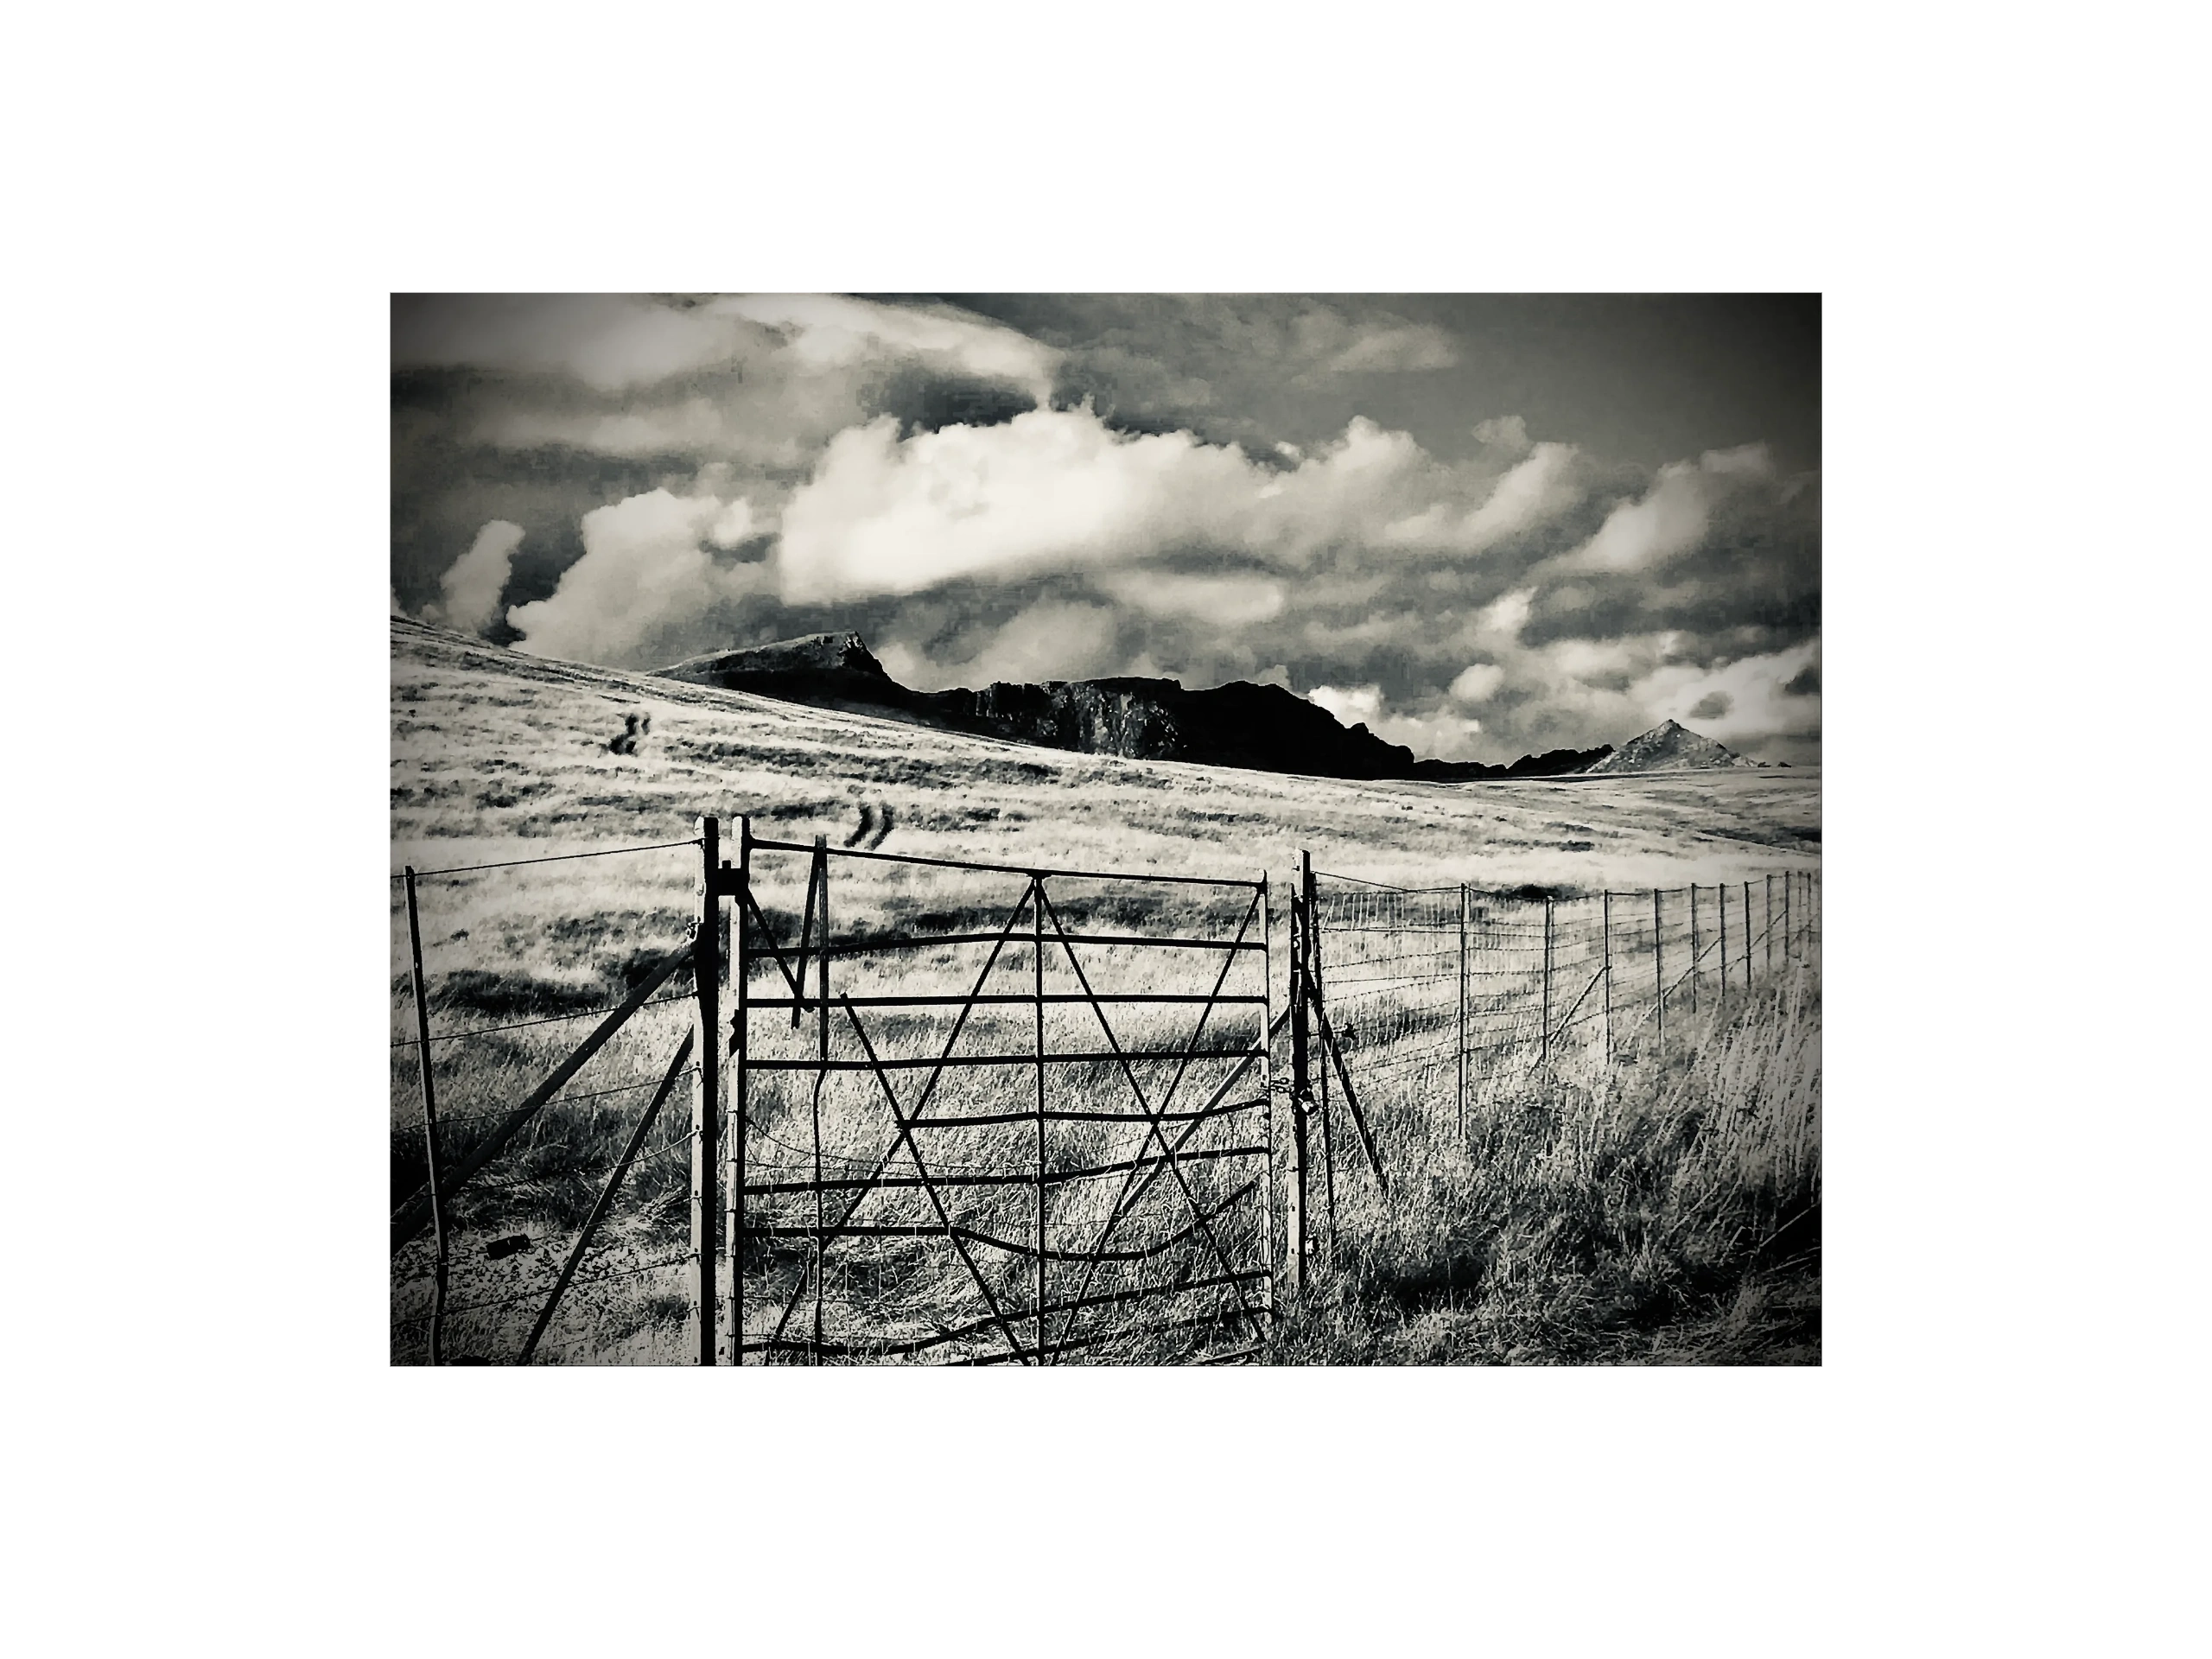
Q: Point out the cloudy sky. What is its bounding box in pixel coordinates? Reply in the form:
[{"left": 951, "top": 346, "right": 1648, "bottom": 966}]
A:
[{"left": 392, "top": 294, "right": 1820, "bottom": 765}]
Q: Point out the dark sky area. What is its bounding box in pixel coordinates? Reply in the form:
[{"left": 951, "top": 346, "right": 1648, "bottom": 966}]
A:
[{"left": 392, "top": 294, "right": 1821, "bottom": 764}]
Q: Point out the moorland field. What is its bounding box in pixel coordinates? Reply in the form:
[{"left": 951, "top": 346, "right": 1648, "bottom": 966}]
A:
[{"left": 390, "top": 617, "right": 1821, "bottom": 1364}]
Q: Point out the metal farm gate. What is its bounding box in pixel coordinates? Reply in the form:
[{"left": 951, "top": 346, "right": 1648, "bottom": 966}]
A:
[{"left": 722, "top": 821, "right": 1280, "bottom": 1364}]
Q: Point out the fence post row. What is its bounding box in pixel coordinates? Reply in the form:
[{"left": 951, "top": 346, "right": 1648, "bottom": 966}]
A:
[{"left": 406, "top": 818, "right": 1825, "bottom": 1364}]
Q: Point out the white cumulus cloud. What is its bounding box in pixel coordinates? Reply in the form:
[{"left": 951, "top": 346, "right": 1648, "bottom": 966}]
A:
[
  {"left": 879, "top": 601, "right": 1124, "bottom": 691},
  {"left": 1094, "top": 569, "right": 1287, "bottom": 626},
  {"left": 428, "top": 519, "right": 523, "bottom": 636},
  {"left": 1448, "top": 662, "right": 1505, "bottom": 703},
  {"left": 1306, "top": 683, "right": 1384, "bottom": 727},
  {"left": 1556, "top": 442, "right": 1778, "bottom": 574},
  {"left": 505, "top": 489, "right": 770, "bottom": 666},
  {"left": 719, "top": 295, "right": 1060, "bottom": 404},
  {"left": 774, "top": 407, "right": 1434, "bottom": 604},
  {"left": 1378, "top": 442, "right": 1581, "bottom": 554},
  {"left": 1626, "top": 639, "right": 1821, "bottom": 747}
]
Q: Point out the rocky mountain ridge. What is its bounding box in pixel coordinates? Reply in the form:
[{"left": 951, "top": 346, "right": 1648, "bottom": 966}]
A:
[{"left": 654, "top": 632, "right": 1745, "bottom": 784}]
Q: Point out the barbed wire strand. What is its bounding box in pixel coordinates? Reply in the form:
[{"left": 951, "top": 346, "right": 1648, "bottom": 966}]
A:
[
  {"left": 392, "top": 839, "right": 702, "bottom": 882},
  {"left": 391, "top": 991, "right": 690, "bottom": 1049}
]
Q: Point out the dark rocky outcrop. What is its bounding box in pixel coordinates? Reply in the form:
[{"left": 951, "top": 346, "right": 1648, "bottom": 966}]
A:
[
  {"left": 654, "top": 632, "right": 1614, "bottom": 783},
  {"left": 1408, "top": 744, "right": 1618, "bottom": 782}
]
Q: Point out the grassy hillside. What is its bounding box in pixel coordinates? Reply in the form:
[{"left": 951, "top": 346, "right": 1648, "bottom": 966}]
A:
[
  {"left": 392, "top": 616, "right": 1817, "bottom": 890},
  {"left": 389, "top": 618, "right": 1820, "bottom": 1364}
]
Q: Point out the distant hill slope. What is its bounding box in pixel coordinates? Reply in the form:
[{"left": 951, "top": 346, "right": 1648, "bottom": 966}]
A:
[
  {"left": 1580, "top": 720, "right": 1752, "bottom": 774},
  {"left": 389, "top": 616, "right": 1821, "bottom": 899},
  {"left": 655, "top": 632, "right": 1611, "bottom": 784}
]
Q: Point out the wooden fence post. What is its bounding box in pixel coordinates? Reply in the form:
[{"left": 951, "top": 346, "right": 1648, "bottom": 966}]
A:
[
  {"left": 811, "top": 836, "right": 830, "bottom": 1363},
  {"left": 1301, "top": 855, "right": 1324, "bottom": 1255},
  {"left": 1766, "top": 874, "right": 1775, "bottom": 977},
  {"left": 1743, "top": 880, "right": 1753, "bottom": 985},
  {"left": 1688, "top": 886, "right": 1700, "bottom": 1017},
  {"left": 1457, "top": 883, "right": 1469, "bottom": 1139},
  {"left": 1285, "top": 852, "right": 1313, "bottom": 1300},
  {"left": 725, "top": 817, "right": 748, "bottom": 1363},
  {"left": 1257, "top": 873, "right": 1277, "bottom": 1339},
  {"left": 1602, "top": 890, "right": 1612, "bottom": 1065},
  {"left": 1719, "top": 880, "right": 1729, "bottom": 1000},
  {"left": 690, "top": 817, "right": 720, "bottom": 1368},
  {"left": 1032, "top": 875, "right": 1047, "bottom": 1367},
  {"left": 1306, "top": 861, "right": 1338, "bottom": 1248},
  {"left": 404, "top": 868, "right": 449, "bottom": 1366},
  {"left": 1541, "top": 897, "right": 1554, "bottom": 1066},
  {"left": 1653, "top": 887, "right": 1665, "bottom": 1052},
  {"left": 1783, "top": 871, "right": 1791, "bottom": 965},
  {"left": 1310, "top": 878, "right": 1336, "bottom": 1258}
]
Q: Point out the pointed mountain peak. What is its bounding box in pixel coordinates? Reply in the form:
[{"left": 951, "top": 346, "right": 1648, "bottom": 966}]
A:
[{"left": 1580, "top": 719, "right": 1751, "bottom": 774}]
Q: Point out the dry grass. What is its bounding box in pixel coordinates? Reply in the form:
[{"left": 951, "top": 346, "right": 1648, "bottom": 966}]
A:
[
  {"left": 1274, "top": 970, "right": 1821, "bottom": 1365},
  {"left": 390, "top": 619, "right": 1821, "bottom": 1364}
]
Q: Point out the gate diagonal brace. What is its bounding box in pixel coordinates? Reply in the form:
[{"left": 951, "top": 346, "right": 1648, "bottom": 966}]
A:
[
  {"left": 1310, "top": 999, "right": 1389, "bottom": 1193},
  {"left": 1037, "top": 886, "right": 1263, "bottom": 1350},
  {"left": 840, "top": 997, "right": 1033, "bottom": 1365},
  {"left": 760, "top": 881, "right": 1037, "bottom": 1355},
  {"left": 1050, "top": 885, "right": 1264, "bottom": 1344}
]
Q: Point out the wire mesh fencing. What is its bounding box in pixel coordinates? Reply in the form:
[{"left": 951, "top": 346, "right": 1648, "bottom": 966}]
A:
[
  {"left": 388, "top": 814, "right": 1820, "bottom": 1363},
  {"left": 1302, "top": 865, "right": 1821, "bottom": 1161}
]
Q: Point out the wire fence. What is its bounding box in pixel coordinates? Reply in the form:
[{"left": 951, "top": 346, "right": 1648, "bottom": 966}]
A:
[
  {"left": 1306, "top": 868, "right": 1821, "bottom": 1151},
  {"left": 388, "top": 836, "right": 703, "bottom": 1365},
  {"left": 389, "top": 820, "right": 1819, "bottom": 1365}
]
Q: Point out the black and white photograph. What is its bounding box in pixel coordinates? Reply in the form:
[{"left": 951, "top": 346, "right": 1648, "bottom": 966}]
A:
[{"left": 391, "top": 293, "right": 1821, "bottom": 1365}]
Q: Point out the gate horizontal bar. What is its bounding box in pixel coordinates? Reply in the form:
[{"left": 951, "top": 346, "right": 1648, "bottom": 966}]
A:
[
  {"left": 963, "top": 1313, "right": 1248, "bottom": 1366},
  {"left": 745, "top": 931, "right": 1003, "bottom": 954},
  {"left": 742, "top": 1178, "right": 1257, "bottom": 1262},
  {"left": 1007, "top": 1267, "right": 1270, "bottom": 1325},
  {"left": 741, "top": 1046, "right": 1263, "bottom": 1071},
  {"left": 736, "top": 836, "right": 1265, "bottom": 890},
  {"left": 747, "top": 992, "right": 1268, "bottom": 1008},
  {"left": 745, "top": 931, "right": 1263, "bottom": 957},
  {"left": 735, "top": 1268, "right": 1268, "bottom": 1360},
  {"left": 903, "top": 1097, "right": 1261, "bottom": 1128},
  {"left": 741, "top": 1142, "right": 1268, "bottom": 1194},
  {"left": 1195, "top": 1341, "right": 1266, "bottom": 1365}
]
